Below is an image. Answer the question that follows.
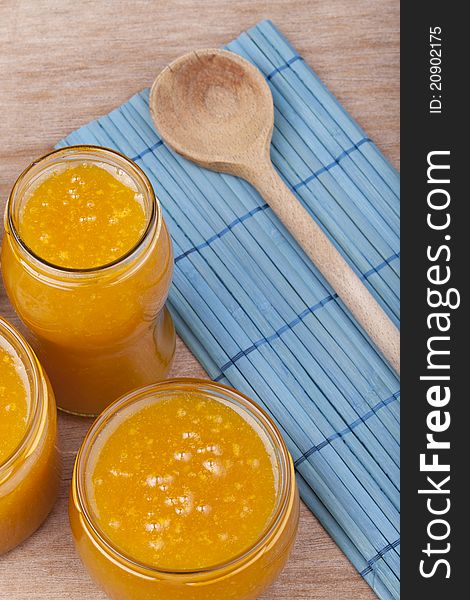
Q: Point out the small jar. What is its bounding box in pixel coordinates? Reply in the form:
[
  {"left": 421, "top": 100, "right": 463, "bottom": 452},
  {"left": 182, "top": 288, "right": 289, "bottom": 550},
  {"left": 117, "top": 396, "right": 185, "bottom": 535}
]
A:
[
  {"left": 1, "top": 146, "right": 175, "bottom": 416},
  {"left": 69, "top": 379, "right": 299, "bottom": 600},
  {"left": 0, "top": 317, "right": 60, "bottom": 555}
]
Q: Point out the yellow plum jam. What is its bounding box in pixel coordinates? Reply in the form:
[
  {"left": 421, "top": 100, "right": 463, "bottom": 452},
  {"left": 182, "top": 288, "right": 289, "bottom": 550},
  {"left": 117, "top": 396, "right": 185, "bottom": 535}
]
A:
[
  {"left": 88, "top": 392, "right": 277, "bottom": 570},
  {"left": 18, "top": 162, "right": 147, "bottom": 270},
  {"left": 70, "top": 379, "right": 299, "bottom": 600},
  {"left": 2, "top": 146, "right": 175, "bottom": 416},
  {"left": 0, "top": 338, "right": 29, "bottom": 465},
  {"left": 0, "top": 317, "right": 59, "bottom": 555}
]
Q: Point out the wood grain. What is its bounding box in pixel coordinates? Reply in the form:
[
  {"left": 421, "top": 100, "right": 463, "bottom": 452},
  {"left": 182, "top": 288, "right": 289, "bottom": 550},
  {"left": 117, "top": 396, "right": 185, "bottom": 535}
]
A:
[{"left": 0, "top": 1, "right": 398, "bottom": 598}]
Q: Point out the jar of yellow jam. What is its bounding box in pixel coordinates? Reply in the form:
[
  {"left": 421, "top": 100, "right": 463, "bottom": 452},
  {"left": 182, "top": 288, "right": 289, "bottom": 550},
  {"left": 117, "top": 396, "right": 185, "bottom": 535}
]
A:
[
  {"left": 70, "top": 379, "right": 299, "bottom": 600},
  {"left": 2, "top": 146, "right": 175, "bottom": 416},
  {"left": 0, "top": 317, "right": 59, "bottom": 555}
]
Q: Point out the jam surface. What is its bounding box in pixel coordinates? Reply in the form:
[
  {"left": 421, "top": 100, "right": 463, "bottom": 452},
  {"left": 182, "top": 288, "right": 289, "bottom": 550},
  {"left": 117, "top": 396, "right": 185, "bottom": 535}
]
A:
[
  {"left": 87, "top": 393, "right": 278, "bottom": 570},
  {"left": 19, "top": 163, "right": 147, "bottom": 269},
  {"left": 0, "top": 341, "right": 29, "bottom": 464}
]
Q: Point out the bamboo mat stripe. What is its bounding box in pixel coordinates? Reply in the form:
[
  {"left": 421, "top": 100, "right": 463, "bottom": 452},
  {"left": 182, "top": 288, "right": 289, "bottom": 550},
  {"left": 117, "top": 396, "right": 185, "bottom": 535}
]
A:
[
  {"left": 56, "top": 20, "right": 400, "bottom": 599},
  {"left": 294, "top": 390, "right": 400, "bottom": 468},
  {"left": 213, "top": 253, "right": 400, "bottom": 381}
]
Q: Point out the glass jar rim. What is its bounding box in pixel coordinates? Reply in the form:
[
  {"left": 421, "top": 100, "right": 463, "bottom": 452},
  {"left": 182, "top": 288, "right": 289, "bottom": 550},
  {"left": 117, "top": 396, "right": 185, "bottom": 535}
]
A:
[
  {"left": 4, "top": 145, "right": 161, "bottom": 276},
  {"left": 73, "top": 378, "right": 295, "bottom": 579},
  {"left": 0, "top": 318, "right": 48, "bottom": 475}
]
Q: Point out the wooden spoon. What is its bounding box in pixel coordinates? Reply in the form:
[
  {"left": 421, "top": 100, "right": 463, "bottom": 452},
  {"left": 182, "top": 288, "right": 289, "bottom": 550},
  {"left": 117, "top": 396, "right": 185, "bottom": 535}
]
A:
[{"left": 150, "top": 49, "right": 400, "bottom": 375}]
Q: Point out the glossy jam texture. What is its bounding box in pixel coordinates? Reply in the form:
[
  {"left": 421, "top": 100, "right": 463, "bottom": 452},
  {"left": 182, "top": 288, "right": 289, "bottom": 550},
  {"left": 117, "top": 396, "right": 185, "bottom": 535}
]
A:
[
  {"left": 0, "top": 340, "right": 29, "bottom": 464},
  {"left": 2, "top": 152, "right": 175, "bottom": 416},
  {"left": 0, "top": 320, "right": 60, "bottom": 556},
  {"left": 18, "top": 163, "right": 147, "bottom": 269},
  {"left": 87, "top": 393, "right": 278, "bottom": 570}
]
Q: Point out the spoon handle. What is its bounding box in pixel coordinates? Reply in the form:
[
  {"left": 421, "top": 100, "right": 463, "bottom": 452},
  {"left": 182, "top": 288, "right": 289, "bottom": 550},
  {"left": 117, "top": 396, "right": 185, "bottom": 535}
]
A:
[{"left": 244, "top": 161, "right": 400, "bottom": 375}]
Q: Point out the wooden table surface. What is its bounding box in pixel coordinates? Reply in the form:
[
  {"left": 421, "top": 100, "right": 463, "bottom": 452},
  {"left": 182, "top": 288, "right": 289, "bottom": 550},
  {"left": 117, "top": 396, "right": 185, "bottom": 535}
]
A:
[{"left": 0, "top": 1, "right": 398, "bottom": 598}]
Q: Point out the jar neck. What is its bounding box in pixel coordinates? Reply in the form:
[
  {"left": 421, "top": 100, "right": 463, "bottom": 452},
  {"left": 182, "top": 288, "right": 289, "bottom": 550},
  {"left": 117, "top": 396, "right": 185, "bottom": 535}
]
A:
[
  {"left": 73, "top": 379, "right": 296, "bottom": 582},
  {"left": 0, "top": 318, "right": 49, "bottom": 481},
  {"left": 4, "top": 145, "right": 160, "bottom": 286}
]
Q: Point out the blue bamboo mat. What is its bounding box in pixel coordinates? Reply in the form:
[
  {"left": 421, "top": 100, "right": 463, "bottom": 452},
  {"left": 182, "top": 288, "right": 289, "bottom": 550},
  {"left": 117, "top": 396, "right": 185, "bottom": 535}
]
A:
[{"left": 57, "top": 20, "right": 400, "bottom": 599}]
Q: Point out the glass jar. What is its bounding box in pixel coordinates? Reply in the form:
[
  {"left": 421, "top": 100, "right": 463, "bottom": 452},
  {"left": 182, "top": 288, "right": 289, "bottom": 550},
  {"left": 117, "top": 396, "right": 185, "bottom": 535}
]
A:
[
  {"left": 69, "top": 379, "right": 299, "bottom": 600},
  {"left": 0, "top": 317, "right": 60, "bottom": 555},
  {"left": 1, "top": 146, "right": 175, "bottom": 416}
]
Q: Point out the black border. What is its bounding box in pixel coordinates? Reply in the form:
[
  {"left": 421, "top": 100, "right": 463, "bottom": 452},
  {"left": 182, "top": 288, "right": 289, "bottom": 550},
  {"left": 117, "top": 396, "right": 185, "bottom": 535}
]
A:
[{"left": 401, "top": 3, "right": 465, "bottom": 597}]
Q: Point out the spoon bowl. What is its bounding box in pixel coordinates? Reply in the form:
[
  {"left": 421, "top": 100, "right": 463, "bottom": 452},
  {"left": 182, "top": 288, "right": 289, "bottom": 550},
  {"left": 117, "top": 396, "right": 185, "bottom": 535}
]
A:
[{"left": 150, "top": 49, "right": 273, "bottom": 172}]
